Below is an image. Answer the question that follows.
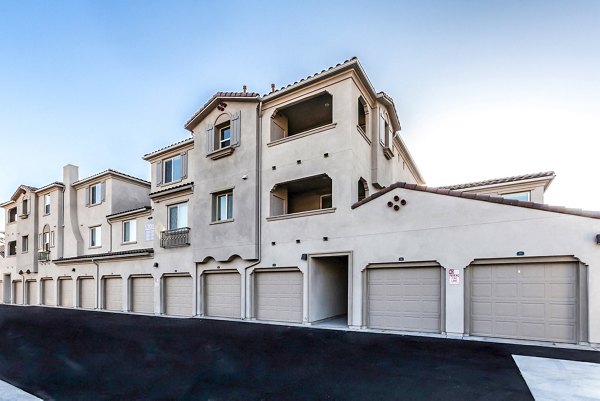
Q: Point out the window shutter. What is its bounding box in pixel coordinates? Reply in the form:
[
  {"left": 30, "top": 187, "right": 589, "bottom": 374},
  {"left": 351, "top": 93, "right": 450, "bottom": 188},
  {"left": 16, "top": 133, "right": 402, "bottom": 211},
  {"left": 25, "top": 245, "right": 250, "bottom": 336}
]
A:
[
  {"left": 101, "top": 181, "right": 106, "bottom": 202},
  {"left": 156, "top": 161, "right": 163, "bottom": 186},
  {"left": 85, "top": 187, "right": 90, "bottom": 207},
  {"left": 181, "top": 151, "right": 188, "bottom": 179},
  {"left": 38, "top": 234, "right": 42, "bottom": 248},
  {"left": 231, "top": 111, "right": 241, "bottom": 147},
  {"left": 206, "top": 123, "right": 214, "bottom": 154},
  {"left": 51, "top": 231, "right": 55, "bottom": 247}
]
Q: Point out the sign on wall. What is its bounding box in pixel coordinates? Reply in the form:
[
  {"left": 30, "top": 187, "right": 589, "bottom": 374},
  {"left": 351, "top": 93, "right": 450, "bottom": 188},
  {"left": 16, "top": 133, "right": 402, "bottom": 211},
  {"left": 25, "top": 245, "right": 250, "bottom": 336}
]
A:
[
  {"left": 448, "top": 269, "right": 460, "bottom": 285},
  {"left": 145, "top": 221, "right": 154, "bottom": 241}
]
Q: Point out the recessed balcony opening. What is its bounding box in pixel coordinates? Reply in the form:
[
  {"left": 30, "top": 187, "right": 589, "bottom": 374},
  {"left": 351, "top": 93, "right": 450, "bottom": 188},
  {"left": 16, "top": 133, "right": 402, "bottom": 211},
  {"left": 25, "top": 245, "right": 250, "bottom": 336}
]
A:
[
  {"left": 270, "top": 174, "right": 333, "bottom": 217},
  {"left": 270, "top": 92, "right": 333, "bottom": 142}
]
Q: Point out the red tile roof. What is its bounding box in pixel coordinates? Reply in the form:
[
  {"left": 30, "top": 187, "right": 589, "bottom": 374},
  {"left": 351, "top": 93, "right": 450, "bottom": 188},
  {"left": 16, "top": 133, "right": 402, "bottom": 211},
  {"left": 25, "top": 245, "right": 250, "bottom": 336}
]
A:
[
  {"left": 440, "top": 172, "right": 555, "bottom": 190},
  {"left": 351, "top": 181, "right": 600, "bottom": 220},
  {"left": 184, "top": 91, "right": 260, "bottom": 131},
  {"left": 143, "top": 137, "right": 194, "bottom": 160}
]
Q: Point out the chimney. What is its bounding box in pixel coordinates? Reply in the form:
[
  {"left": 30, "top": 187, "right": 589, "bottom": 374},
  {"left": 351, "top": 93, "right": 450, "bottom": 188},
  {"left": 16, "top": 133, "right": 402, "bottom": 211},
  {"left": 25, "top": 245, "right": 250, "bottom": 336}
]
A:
[
  {"left": 271, "top": 83, "right": 275, "bottom": 93},
  {"left": 242, "top": 85, "right": 247, "bottom": 94},
  {"left": 62, "top": 164, "right": 83, "bottom": 258}
]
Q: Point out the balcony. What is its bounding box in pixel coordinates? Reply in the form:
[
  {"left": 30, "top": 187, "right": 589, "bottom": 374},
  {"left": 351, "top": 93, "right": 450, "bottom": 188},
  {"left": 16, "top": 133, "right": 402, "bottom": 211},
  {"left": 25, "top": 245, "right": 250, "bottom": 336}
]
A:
[
  {"left": 38, "top": 251, "right": 50, "bottom": 262},
  {"left": 160, "top": 227, "right": 190, "bottom": 248},
  {"left": 268, "top": 174, "right": 335, "bottom": 221}
]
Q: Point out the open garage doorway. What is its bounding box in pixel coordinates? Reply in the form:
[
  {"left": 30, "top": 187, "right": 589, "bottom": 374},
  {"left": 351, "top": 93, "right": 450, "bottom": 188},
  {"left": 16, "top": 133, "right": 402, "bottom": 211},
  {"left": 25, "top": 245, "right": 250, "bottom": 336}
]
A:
[{"left": 308, "top": 254, "right": 351, "bottom": 327}]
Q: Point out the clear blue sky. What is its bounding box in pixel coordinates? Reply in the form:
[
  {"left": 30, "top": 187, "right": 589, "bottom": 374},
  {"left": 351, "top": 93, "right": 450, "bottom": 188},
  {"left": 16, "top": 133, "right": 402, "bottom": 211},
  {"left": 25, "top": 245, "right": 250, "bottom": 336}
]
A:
[{"left": 1, "top": 1, "right": 599, "bottom": 228}]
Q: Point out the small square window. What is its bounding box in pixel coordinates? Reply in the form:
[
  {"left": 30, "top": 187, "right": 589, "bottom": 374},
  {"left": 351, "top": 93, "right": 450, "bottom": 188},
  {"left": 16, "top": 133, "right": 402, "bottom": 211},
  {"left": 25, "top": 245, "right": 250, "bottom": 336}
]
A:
[
  {"left": 90, "top": 226, "right": 102, "bottom": 247},
  {"left": 213, "top": 191, "right": 233, "bottom": 221},
  {"left": 123, "top": 220, "right": 137, "bottom": 243}
]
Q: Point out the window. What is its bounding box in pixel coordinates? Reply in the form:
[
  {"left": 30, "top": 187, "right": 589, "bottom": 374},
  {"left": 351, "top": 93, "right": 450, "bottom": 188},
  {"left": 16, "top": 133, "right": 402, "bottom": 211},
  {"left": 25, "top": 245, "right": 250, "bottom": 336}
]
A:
[
  {"left": 22, "top": 236, "right": 28, "bottom": 253},
  {"left": 320, "top": 194, "right": 332, "bottom": 209},
  {"left": 164, "top": 155, "right": 182, "bottom": 184},
  {"left": 168, "top": 203, "right": 188, "bottom": 230},
  {"left": 213, "top": 191, "right": 233, "bottom": 221},
  {"left": 90, "top": 226, "right": 101, "bottom": 247},
  {"left": 123, "top": 220, "right": 137, "bottom": 243},
  {"left": 8, "top": 207, "right": 17, "bottom": 223},
  {"left": 90, "top": 183, "right": 102, "bottom": 205},
  {"left": 22, "top": 198, "right": 28, "bottom": 215},
  {"left": 8, "top": 241, "right": 16, "bottom": 256},
  {"left": 42, "top": 225, "right": 50, "bottom": 251},
  {"left": 502, "top": 191, "right": 530, "bottom": 202},
  {"left": 358, "top": 97, "right": 367, "bottom": 132},
  {"left": 358, "top": 178, "right": 368, "bottom": 202},
  {"left": 44, "top": 194, "right": 51, "bottom": 214},
  {"left": 217, "top": 122, "right": 231, "bottom": 149}
]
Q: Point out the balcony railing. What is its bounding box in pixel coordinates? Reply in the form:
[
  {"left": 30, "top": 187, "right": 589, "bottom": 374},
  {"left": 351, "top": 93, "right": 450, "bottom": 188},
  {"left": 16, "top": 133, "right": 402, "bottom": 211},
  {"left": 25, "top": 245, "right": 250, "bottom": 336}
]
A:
[
  {"left": 160, "top": 227, "right": 190, "bottom": 248},
  {"left": 38, "top": 251, "right": 50, "bottom": 262}
]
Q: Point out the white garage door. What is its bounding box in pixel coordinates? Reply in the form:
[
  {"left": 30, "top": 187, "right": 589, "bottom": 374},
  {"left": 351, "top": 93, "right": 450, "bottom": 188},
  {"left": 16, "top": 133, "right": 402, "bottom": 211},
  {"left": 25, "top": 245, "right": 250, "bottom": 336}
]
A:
[
  {"left": 255, "top": 270, "right": 303, "bottom": 323},
  {"left": 131, "top": 276, "right": 155, "bottom": 314},
  {"left": 26, "top": 281, "right": 37, "bottom": 305},
  {"left": 367, "top": 267, "right": 441, "bottom": 333},
  {"left": 79, "top": 278, "right": 95, "bottom": 309},
  {"left": 13, "top": 281, "right": 23, "bottom": 304},
  {"left": 59, "top": 278, "right": 73, "bottom": 307},
  {"left": 42, "top": 279, "right": 55, "bottom": 305},
  {"left": 205, "top": 272, "right": 241, "bottom": 319},
  {"left": 164, "top": 276, "right": 193, "bottom": 316},
  {"left": 470, "top": 262, "right": 577, "bottom": 343},
  {"left": 104, "top": 277, "right": 123, "bottom": 311}
]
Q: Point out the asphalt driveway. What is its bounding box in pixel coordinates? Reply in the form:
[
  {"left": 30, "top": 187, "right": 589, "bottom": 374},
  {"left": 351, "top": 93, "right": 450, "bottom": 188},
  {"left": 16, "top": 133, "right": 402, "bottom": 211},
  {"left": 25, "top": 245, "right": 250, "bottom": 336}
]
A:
[{"left": 0, "top": 305, "right": 598, "bottom": 400}]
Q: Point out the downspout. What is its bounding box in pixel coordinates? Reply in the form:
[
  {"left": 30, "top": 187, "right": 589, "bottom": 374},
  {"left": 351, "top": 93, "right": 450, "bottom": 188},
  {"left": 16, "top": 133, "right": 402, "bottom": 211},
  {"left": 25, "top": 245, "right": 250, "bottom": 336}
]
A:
[
  {"left": 243, "top": 99, "right": 263, "bottom": 319},
  {"left": 92, "top": 259, "right": 100, "bottom": 309},
  {"left": 107, "top": 219, "right": 113, "bottom": 252}
]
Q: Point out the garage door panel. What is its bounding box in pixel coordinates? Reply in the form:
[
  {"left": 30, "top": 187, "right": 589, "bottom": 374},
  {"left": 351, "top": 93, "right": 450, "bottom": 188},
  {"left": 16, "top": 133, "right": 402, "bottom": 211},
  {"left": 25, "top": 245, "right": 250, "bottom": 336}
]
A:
[
  {"left": 205, "top": 273, "right": 240, "bottom": 319},
  {"left": 104, "top": 278, "right": 123, "bottom": 311},
  {"left": 26, "top": 281, "right": 37, "bottom": 305},
  {"left": 255, "top": 271, "right": 302, "bottom": 323},
  {"left": 42, "top": 280, "right": 55, "bottom": 305},
  {"left": 132, "top": 277, "right": 154, "bottom": 314},
  {"left": 80, "top": 278, "right": 95, "bottom": 309},
  {"left": 368, "top": 267, "right": 441, "bottom": 333},
  {"left": 59, "top": 279, "right": 73, "bottom": 307},
  {"left": 470, "top": 262, "right": 577, "bottom": 343},
  {"left": 165, "top": 276, "right": 192, "bottom": 316}
]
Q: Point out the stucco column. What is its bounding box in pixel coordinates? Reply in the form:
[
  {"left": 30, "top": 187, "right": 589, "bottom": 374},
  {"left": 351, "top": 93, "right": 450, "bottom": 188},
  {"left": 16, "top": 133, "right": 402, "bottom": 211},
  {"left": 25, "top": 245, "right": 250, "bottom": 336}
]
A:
[
  {"left": 73, "top": 277, "right": 78, "bottom": 308},
  {"left": 444, "top": 266, "right": 465, "bottom": 335},
  {"left": 122, "top": 276, "right": 129, "bottom": 312},
  {"left": 154, "top": 275, "right": 161, "bottom": 315}
]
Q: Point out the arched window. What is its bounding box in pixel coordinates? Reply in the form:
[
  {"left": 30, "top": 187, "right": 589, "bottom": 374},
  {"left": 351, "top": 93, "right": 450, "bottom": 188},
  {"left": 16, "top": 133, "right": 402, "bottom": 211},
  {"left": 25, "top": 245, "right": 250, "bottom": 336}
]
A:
[{"left": 358, "top": 178, "right": 368, "bottom": 202}]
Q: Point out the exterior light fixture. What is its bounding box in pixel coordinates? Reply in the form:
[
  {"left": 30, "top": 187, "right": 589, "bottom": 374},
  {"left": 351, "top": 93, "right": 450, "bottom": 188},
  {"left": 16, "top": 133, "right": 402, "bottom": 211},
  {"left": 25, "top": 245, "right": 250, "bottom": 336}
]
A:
[
  {"left": 153, "top": 262, "right": 159, "bottom": 268},
  {"left": 301, "top": 254, "right": 307, "bottom": 260}
]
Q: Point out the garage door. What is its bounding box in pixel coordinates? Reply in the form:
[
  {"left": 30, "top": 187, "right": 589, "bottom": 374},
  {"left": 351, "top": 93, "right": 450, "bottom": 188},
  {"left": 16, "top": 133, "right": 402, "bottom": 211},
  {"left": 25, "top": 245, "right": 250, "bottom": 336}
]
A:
[
  {"left": 104, "top": 277, "right": 123, "bottom": 311},
  {"left": 470, "top": 262, "right": 577, "bottom": 343},
  {"left": 255, "top": 270, "right": 303, "bottom": 323},
  {"left": 79, "top": 278, "right": 95, "bottom": 309},
  {"left": 42, "top": 279, "right": 55, "bottom": 305},
  {"left": 205, "top": 272, "right": 241, "bottom": 318},
  {"left": 164, "top": 276, "right": 193, "bottom": 316},
  {"left": 26, "top": 281, "right": 37, "bottom": 305},
  {"left": 13, "top": 281, "right": 23, "bottom": 304},
  {"left": 367, "top": 267, "right": 441, "bottom": 333},
  {"left": 131, "top": 276, "right": 154, "bottom": 314},
  {"left": 59, "top": 278, "right": 73, "bottom": 307}
]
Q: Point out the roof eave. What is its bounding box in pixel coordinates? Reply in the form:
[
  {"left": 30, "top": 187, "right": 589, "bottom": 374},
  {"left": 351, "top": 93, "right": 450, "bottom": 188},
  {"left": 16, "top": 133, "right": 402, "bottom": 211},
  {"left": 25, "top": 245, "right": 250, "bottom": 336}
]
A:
[{"left": 184, "top": 95, "right": 260, "bottom": 132}]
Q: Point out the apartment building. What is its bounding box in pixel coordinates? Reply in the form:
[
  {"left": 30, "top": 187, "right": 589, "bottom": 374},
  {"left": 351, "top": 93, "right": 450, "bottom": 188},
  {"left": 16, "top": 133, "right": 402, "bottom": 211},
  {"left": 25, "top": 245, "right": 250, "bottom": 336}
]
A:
[{"left": 1, "top": 58, "right": 599, "bottom": 347}]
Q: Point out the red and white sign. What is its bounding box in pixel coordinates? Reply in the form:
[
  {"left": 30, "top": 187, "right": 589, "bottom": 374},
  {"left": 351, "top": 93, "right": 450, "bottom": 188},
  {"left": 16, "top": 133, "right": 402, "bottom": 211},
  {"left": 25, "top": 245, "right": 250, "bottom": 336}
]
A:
[{"left": 448, "top": 269, "right": 460, "bottom": 285}]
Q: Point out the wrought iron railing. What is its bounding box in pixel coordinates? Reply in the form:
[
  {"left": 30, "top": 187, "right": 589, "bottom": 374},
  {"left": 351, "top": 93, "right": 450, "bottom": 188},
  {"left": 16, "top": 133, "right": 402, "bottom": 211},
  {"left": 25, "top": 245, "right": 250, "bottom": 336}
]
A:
[
  {"left": 160, "top": 227, "right": 190, "bottom": 248},
  {"left": 38, "top": 251, "right": 50, "bottom": 262}
]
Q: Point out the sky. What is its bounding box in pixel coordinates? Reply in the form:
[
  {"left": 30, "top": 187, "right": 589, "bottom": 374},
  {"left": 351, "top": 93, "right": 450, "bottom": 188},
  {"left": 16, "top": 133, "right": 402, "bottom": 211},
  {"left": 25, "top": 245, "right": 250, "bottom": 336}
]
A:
[{"left": 0, "top": 0, "right": 599, "bottom": 229}]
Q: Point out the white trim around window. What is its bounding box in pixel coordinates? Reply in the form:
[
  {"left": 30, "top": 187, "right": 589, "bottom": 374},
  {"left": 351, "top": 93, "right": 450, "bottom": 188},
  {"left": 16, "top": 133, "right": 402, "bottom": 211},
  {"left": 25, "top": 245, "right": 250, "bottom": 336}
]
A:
[
  {"left": 90, "top": 225, "right": 102, "bottom": 248},
  {"left": 122, "top": 219, "right": 137, "bottom": 244}
]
